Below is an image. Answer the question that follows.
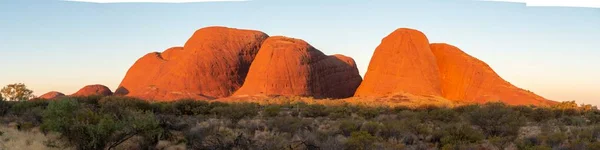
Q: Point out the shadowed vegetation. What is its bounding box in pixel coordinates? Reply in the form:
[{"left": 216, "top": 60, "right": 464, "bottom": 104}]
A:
[{"left": 0, "top": 97, "right": 598, "bottom": 150}]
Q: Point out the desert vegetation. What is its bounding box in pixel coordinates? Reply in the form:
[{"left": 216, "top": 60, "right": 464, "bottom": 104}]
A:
[{"left": 0, "top": 95, "right": 598, "bottom": 150}]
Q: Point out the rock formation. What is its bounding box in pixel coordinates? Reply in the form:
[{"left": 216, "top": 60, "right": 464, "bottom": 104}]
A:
[
  {"left": 430, "top": 43, "right": 553, "bottom": 105},
  {"left": 354, "top": 28, "right": 442, "bottom": 97},
  {"left": 233, "top": 36, "right": 362, "bottom": 98},
  {"left": 72, "top": 84, "right": 113, "bottom": 97},
  {"left": 39, "top": 91, "right": 65, "bottom": 99},
  {"left": 352, "top": 28, "right": 553, "bottom": 106},
  {"left": 116, "top": 26, "right": 269, "bottom": 101}
]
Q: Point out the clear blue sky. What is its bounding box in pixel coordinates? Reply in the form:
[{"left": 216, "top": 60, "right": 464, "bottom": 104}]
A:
[{"left": 1, "top": 0, "right": 598, "bottom": 105}]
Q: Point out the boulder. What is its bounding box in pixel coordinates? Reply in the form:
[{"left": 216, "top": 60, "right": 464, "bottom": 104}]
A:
[
  {"left": 72, "top": 84, "right": 113, "bottom": 97},
  {"left": 38, "top": 91, "right": 65, "bottom": 99},
  {"left": 233, "top": 36, "right": 362, "bottom": 98}
]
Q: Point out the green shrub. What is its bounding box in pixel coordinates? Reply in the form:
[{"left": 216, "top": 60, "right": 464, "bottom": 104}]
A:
[
  {"left": 453, "top": 104, "right": 480, "bottom": 114},
  {"left": 584, "top": 111, "right": 600, "bottom": 124},
  {"left": 516, "top": 140, "right": 552, "bottom": 150},
  {"left": 427, "top": 108, "right": 460, "bottom": 123},
  {"left": 9, "top": 99, "right": 48, "bottom": 115},
  {"left": 438, "top": 123, "right": 484, "bottom": 147},
  {"left": 380, "top": 118, "right": 431, "bottom": 145},
  {"left": 268, "top": 116, "right": 312, "bottom": 134},
  {"left": 391, "top": 105, "right": 410, "bottom": 113},
  {"left": 42, "top": 99, "right": 161, "bottom": 150},
  {"left": 151, "top": 102, "right": 175, "bottom": 114},
  {"left": 263, "top": 105, "right": 281, "bottom": 117},
  {"left": 185, "top": 125, "right": 251, "bottom": 150},
  {"left": 99, "top": 96, "right": 152, "bottom": 115},
  {"left": 71, "top": 95, "right": 104, "bottom": 106},
  {"left": 468, "top": 102, "right": 525, "bottom": 138},
  {"left": 302, "top": 104, "right": 329, "bottom": 118},
  {"left": 210, "top": 103, "right": 259, "bottom": 122},
  {"left": 357, "top": 107, "right": 387, "bottom": 119},
  {"left": 396, "top": 109, "right": 423, "bottom": 119},
  {"left": 209, "top": 101, "right": 229, "bottom": 108},
  {"left": 400, "top": 118, "right": 431, "bottom": 138},
  {"left": 171, "top": 99, "right": 210, "bottom": 116},
  {"left": 9, "top": 99, "right": 48, "bottom": 124},
  {"left": 553, "top": 106, "right": 580, "bottom": 117},
  {"left": 0, "top": 100, "right": 12, "bottom": 116},
  {"left": 560, "top": 116, "right": 587, "bottom": 126},
  {"left": 360, "top": 121, "right": 383, "bottom": 136},
  {"left": 326, "top": 105, "right": 355, "bottom": 119},
  {"left": 512, "top": 105, "right": 534, "bottom": 117},
  {"left": 339, "top": 119, "right": 362, "bottom": 136},
  {"left": 530, "top": 108, "right": 556, "bottom": 122},
  {"left": 380, "top": 120, "right": 404, "bottom": 139},
  {"left": 5, "top": 99, "right": 600, "bottom": 149},
  {"left": 545, "top": 132, "right": 568, "bottom": 147},
  {"left": 346, "top": 131, "right": 378, "bottom": 150}
]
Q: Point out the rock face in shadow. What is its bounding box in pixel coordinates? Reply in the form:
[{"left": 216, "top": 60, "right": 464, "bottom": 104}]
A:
[
  {"left": 72, "top": 84, "right": 113, "bottom": 97},
  {"left": 39, "top": 91, "right": 65, "bottom": 99},
  {"left": 430, "top": 43, "right": 554, "bottom": 105},
  {"left": 354, "top": 28, "right": 442, "bottom": 97},
  {"left": 233, "top": 36, "right": 362, "bottom": 98},
  {"left": 116, "top": 26, "right": 269, "bottom": 101}
]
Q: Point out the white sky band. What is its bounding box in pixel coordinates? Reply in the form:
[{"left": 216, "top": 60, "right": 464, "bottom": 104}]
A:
[{"left": 482, "top": 0, "right": 600, "bottom": 8}]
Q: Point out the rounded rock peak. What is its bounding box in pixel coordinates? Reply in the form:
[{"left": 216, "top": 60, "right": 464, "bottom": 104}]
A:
[
  {"left": 267, "top": 36, "right": 307, "bottom": 43},
  {"left": 260, "top": 36, "right": 326, "bottom": 60},
  {"left": 355, "top": 27, "right": 442, "bottom": 97},
  {"left": 160, "top": 46, "right": 184, "bottom": 60},
  {"left": 234, "top": 36, "right": 362, "bottom": 99},
  {"left": 72, "top": 84, "right": 113, "bottom": 97},
  {"left": 391, "top": 28, "right": 426, "bottom": 35},
  {"left": 39, "top": 91, "right": 66, "bottom": 100},
  {"left": 186, "top": 26, "right": 269, "bottom": 43},
  {"left": 331, "top": 54, "right": 358, "bottom": 67},
  {"left": 263, "top": 36, "right": 313, "bottom": 49},
  {"left": 184, "top": 26, "right": 269, "bottom": 51}
]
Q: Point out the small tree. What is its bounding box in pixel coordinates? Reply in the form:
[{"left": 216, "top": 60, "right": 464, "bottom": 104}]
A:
[{"left": 1, "top": 83, "right": 34, "bottom": 101}]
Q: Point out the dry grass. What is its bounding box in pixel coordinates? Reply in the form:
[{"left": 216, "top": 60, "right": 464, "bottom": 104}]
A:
[
  {"left": 219, "top": 92, "right": 466, "bottom": 108},
  {"left": 0, "top": 125, "right": 68, "bottom": 150}
]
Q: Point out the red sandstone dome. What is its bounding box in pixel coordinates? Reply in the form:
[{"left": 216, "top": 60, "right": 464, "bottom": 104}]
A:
[
  {"left": 39, "top": 91, "right": 65, "bottom": 99},
  {"left": 233, "top": 36, "right": 362, "bottom": 98},
  {"left": 116, "top": 26, "right": 269, "bottom": 101},
  {"left": 72, "top": 84, "right": 113, "bottom": 97},
  {"left": 430, "top": 43, "right": 555, "bottom": 105},
  {"left": 354, "top": 28, "right": 442, "bottom": 97}
]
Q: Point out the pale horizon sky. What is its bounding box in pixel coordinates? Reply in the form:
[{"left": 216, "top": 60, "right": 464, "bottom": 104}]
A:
[{"left": 0, "top": 0, "right": 598, "bottom": 105}]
